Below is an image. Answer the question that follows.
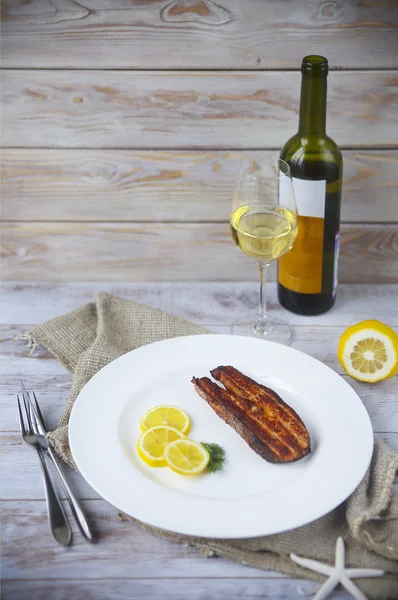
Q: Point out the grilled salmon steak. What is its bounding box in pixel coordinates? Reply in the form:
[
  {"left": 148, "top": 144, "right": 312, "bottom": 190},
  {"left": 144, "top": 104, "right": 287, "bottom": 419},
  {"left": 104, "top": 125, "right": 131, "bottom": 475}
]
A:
[{"left": 192, "top": 366, "right": 311, "bottom": 463}]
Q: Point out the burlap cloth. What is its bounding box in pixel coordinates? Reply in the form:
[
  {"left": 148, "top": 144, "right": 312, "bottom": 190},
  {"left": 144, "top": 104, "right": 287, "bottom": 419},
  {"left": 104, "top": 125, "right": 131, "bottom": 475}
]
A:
[{"left": 26, "top": 292, "right": 398, "bottom": 599}]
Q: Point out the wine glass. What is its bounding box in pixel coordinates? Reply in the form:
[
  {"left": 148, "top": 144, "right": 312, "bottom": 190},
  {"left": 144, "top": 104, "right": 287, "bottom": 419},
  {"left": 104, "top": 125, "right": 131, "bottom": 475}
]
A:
[{"left": 230, "top": 158, "right": 298, "bottom": 344}]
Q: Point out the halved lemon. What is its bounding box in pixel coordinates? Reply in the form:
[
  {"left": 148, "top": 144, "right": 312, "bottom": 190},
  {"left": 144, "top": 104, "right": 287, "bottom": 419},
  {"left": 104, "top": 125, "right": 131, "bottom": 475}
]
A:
[
  {"left": 137, "top": 426, "right": 185, "bottom": 467},
  {"left": 164, "top": 439, "right": 210, "bottom": 476},
  {"left": 338, "top": 320, "right": 398, "bottom": 383},
  {"left": 140, "top": 405, "right": 190, "bottom": 435}
]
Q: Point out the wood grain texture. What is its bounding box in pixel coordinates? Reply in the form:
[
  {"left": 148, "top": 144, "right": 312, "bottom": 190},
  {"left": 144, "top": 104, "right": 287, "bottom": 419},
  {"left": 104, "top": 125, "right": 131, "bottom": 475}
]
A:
[
  {"left": 3, "top": 282, "right": 398, "bottom": 327},
  {"left": 4, "top": 323, "right": 398, "bottom": 383},
  {"left": 2, "top": 149, "right": 398, "bottom": 223},
  {"left": 0, "top": 325, "right": 376, "bottom": 377},
  {"left": 0, "top": 579, "right": 326, "bottom": 600},
  {"left": 2, "top": 70, "right": 398, "bottom": 149},
  {"left": 0, "top": 499, "right": 274, "bottom": 580},
  {"left": 2, "top": 223, "right": 397, "bottom": 283},
  {"left": 2, "top": 431, "right": 98, "bottom": 501},
  {"left": 2, "top": 0, "right": 398, "bottom": 69}
]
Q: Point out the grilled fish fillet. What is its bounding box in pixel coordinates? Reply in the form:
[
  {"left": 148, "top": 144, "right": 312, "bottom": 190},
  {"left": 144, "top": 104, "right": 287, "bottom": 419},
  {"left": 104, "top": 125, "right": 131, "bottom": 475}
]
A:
[{"left": 192, "top": 366, "right": 311, "bottom": 463}]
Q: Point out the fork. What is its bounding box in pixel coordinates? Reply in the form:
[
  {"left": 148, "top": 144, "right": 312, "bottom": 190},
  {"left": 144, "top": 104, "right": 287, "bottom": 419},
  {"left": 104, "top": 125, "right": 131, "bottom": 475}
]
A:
[
  {"left": 17, "top": 394, "right": 72, "bottom": 546},
  {"left": 20, "top": 382, "right": 93, "bottom": 543}
]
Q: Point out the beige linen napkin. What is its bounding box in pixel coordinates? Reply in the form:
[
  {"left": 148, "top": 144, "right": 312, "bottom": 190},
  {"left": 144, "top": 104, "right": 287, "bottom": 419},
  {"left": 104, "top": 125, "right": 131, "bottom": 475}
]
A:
[{"left": 26, "top": 292, "right": 398, "bottom": 599}]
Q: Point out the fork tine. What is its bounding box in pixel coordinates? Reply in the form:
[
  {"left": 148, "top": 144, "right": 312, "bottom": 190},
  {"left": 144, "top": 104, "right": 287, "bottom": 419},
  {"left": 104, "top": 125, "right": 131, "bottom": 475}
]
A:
[
  {"left": 20, "top": 381, "right": 30, "bottom": 405},
  {"left": 22, "top": 394, "right": 32, "bottom": 434},
  {"left": 25, "top": 390, "right": 45, "bottom": 436},
  {"left": 20, "top": 380, "right": 29, "bottom": 393},
  {"left": 32, "top": 391, "right": 46, "bottom": 429},
  {"left": 17, "top": 395, "right": 27, "bottom": 437},
  {"left": 29, "top": 400, "right": 39, "bottom": 434},
  {"left": 20, "top": 381, "right": 34, "bottom": 435}
]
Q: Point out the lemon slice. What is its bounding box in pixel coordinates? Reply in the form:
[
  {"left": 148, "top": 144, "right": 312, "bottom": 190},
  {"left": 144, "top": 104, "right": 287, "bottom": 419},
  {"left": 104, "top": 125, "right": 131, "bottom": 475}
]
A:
[
  {"left": 164, "top": 439, "right": 210, "bottom": 476},
  {"left": 338, "top": 320, "right": 398, "bottom": 383},
  {"left": 137, "top": 426, "right": 185, "bottom": 467},
  {"left": 140, "top": 405, "right": 191, "bottom": 435}
]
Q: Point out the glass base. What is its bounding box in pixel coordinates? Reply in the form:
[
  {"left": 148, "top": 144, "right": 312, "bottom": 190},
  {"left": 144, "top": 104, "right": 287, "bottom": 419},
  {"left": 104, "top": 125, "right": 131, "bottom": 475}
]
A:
[{"left": 231, "top": 314, "right": 294, "bottom": 345}]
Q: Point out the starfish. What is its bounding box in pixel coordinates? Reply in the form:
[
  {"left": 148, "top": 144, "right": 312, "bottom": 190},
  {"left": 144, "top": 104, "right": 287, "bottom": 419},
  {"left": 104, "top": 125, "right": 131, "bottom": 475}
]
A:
[{"left": 290, "top": 537, "right": 384, "bottom": 600}]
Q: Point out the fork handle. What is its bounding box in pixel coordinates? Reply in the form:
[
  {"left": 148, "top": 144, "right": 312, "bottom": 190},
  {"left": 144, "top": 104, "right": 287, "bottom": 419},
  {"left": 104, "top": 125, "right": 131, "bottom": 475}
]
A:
[
  {"left": 37, "top": 449, "right": 72, "bottom": 546},
  {"left": 47, "top": 445, "right": 94, "bottom": 543}
]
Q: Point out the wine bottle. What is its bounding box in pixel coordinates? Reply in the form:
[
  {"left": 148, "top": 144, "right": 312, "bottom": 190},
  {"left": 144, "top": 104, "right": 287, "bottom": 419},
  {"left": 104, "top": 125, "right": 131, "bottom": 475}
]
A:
[{"left": 278, "top": 55, "right": 343, "bottom": 315}]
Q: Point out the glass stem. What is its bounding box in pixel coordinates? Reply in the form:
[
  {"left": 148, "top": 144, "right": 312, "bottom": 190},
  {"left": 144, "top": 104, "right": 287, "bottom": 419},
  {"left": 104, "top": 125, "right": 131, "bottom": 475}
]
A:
[{"left": 256, "top": 263, "right": 269, "bottom": 334}]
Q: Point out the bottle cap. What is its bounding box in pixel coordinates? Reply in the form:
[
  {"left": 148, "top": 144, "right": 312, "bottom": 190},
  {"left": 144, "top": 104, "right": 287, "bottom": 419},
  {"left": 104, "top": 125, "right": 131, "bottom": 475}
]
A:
[{"left": 301, "top": 55, "right": 329, "bottom": 75}]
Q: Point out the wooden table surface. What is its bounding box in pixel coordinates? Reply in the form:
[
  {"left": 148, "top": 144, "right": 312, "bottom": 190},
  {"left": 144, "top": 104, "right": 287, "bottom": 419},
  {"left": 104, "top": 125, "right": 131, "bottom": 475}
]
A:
[{"left": 2, "top": 282, "right": 398, "bottom": 600}]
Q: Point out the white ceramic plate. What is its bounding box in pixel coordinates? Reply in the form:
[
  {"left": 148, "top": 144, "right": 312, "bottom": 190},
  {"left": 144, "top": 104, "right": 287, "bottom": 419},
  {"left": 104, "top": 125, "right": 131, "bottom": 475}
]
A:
[{"left": 69, "top": 334, "right": 373, "bottom": 539}]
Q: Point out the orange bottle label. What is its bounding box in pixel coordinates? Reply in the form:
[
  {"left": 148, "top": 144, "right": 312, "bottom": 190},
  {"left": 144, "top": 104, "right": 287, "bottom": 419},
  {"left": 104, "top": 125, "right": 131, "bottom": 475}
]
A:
[{"left": 278, "top": 216, "right": 324, "bottom": 294}]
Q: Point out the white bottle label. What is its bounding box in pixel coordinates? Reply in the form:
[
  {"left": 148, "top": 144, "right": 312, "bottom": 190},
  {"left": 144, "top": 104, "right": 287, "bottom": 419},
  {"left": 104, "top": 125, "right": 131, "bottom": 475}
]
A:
[{"left": 292, "top": 177, "right": 326, "bottom": 218}]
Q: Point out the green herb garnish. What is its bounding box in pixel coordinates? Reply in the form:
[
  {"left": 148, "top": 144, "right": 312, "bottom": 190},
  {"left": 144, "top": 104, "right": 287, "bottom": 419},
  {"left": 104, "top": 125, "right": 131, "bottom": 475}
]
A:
[{"left": 201, "top": 442, "right": 226, "bottom": 473}]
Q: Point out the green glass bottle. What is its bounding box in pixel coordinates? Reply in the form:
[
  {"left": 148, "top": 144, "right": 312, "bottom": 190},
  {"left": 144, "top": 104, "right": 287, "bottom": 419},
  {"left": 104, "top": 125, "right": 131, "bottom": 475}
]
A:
[{"left": 278, "top": 55, "right": 343, "bottom": 315}]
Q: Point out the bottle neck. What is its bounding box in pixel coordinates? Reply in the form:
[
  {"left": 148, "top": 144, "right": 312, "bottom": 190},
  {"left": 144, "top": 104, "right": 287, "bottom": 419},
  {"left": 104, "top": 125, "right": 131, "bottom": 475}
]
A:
[{"left": 298, "top": 72, "right": 327, "bottom": 136}]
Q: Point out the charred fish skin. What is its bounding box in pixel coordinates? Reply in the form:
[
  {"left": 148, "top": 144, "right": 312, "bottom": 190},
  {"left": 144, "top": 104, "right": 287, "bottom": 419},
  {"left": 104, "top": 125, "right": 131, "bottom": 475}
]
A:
[
  {"left": 210, "top": 366, "right": 311, "bottom": 459},
  {"left": 192, "top": 376, "right": 305, "bottom": 463},
  {"left": 193, "top": 376, "right": 301, "bottom": 462},
  {"left": 191, "top": 377, "right": 278, "bottom": 462},
  {"left": 211, "top": 366, "right": 310, "bottom": 443},
  {"left": 192, "top": 368, "right": 311, "bottom": 463}
]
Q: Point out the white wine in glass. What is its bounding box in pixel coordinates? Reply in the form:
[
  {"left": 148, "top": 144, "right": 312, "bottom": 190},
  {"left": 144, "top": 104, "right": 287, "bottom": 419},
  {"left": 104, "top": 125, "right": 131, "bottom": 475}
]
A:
[{"left": 230, "top": 159, "right": 298, "bottom": 344}]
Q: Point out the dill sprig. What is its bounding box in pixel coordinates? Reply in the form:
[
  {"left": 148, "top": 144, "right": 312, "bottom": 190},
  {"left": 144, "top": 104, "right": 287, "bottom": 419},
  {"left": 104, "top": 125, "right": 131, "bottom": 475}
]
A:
[{"left": 201, "top": 442, "right": 226, "bottom": 473}]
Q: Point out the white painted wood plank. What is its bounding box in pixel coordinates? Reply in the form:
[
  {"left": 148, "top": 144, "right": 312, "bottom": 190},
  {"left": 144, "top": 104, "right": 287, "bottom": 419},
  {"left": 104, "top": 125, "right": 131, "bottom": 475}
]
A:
[
  {"left": 3, "top": 150, "right": 398, "bottom": 223},
  {"left": 0, "top": 499, "right": 276, "bottom": 580},
  {"left": 2, "top": 0, "right": 397, "bottom": 69},
  {"left": 0, "top": 578, "right": 350, "bottom": 600},
  {"left": 1, "top": 432, "right": 98, "bottom": 501},
  {"left": 2, "top": 323, "right": 391, "bottom": 378},
  {"left": 2, "top": 375, "right": 73, "bottom": 434},
  {"left": 377, "top": 432, "right": 398, "bottom": 452},
  {"left": 3, "top": 223, "right": 397, "bottom": 283},
  {"left": 2, "top": 71, "right": 398, "bottom": 148},
  {"left": 3, "top": 283, "right": 397, "bottom": 327},
  {"left": 2, "top": 492, "right": 397, "bottom": 591}
]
